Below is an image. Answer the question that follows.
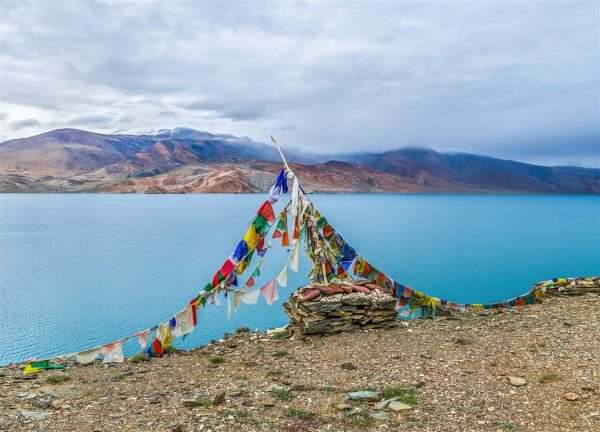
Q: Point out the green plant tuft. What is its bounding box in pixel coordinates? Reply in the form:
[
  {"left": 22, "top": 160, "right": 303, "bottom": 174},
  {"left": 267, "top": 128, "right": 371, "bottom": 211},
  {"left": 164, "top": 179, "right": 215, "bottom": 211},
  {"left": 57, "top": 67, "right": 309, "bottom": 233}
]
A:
[
  {"left": 45, "top": 374, "right": 71, "bottom": 385},
  {"left": 208, "top": 355, "right": 225, "bottom": 364},
  {"left": 272, "top": 349, "right": 288, "bottom": 358}
]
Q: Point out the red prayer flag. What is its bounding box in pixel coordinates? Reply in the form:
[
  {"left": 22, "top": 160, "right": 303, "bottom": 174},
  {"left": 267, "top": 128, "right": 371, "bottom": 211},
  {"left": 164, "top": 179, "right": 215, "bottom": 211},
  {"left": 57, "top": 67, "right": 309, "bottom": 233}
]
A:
[
  {"left": 257, "top": 201, "right": 275, "bottom": 223},
  {"left": 281, "top": 231, "right": 290, "bottom": 247},
  {"left": 272, "top": 229, "right": 282, "bottom": 239},
  {"left": 292, "top": 215, "right": 299, "bottom": 239},
  {"left": 245, "top": 276, "right": 255, "bottom": 288},
  {"left": 323, "top": 224, "right": 334, "bottom": 238}
]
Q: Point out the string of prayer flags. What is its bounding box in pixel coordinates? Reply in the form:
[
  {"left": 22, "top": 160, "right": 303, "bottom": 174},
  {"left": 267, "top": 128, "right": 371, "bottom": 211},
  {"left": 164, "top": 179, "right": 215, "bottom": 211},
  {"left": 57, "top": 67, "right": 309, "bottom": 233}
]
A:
[{"left": 260, "top": 279, "right": 279, "bottom": 305}]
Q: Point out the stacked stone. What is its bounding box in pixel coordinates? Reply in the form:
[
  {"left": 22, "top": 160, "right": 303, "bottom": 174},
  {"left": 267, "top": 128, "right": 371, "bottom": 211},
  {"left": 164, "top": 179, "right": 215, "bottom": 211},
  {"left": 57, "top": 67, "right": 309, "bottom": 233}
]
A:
[
  {"left": 283, "top": 282, "right": 397, "bottom": 335},
  {"left": 542, "top": 277, "right": 600, "bottom": 296}
]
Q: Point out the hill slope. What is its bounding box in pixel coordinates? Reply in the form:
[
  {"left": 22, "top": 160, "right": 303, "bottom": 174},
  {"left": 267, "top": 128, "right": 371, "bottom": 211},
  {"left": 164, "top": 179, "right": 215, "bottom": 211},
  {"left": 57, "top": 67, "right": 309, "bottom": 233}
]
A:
[{"left": 0, "top": 129, "right": 598, "bottom": 194}]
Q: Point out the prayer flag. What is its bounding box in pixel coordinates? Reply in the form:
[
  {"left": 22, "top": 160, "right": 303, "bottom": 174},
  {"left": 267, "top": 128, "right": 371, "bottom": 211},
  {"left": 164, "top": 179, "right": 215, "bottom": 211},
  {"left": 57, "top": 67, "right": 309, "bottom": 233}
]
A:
[
  {"left": 76, "top": 348, "right": 100, "bottom": 364},
  {"left": 243, "top": 225, "right": 260, "bottom": 249},
  {"left": 102, "top": 342, "right": 124, "bottom": 363},
  {"left": 241, "top": 289, "right": 260, "bottom": 305},
  {"left": 260, "top": 280, "right": 279, "bottom": 305},
  {"left": 173, "top": 305, "right": 195, "bottom": 337},
  {"left": 289, "top": 240, "right": 299, "bottom": 272},
  {"left": 276, "top": 264, "right": 288, "bottom": 287},
  {"left": 257, "top": 201, "right": 275, "bottom": 223}
]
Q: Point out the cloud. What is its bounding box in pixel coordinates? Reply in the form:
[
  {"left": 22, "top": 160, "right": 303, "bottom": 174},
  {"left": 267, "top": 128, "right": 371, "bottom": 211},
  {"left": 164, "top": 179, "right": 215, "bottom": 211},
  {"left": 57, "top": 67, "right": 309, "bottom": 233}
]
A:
[
  {"left": 10, "top": 118, "right": 41, "bottom": 130},
  {"left": 0, "top": 0, "right": 598, "bottom": 166}
]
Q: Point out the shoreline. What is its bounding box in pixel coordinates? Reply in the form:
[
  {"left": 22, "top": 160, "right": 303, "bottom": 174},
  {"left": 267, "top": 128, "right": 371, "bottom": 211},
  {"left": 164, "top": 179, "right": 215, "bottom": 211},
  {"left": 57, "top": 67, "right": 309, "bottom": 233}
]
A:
[{"left": 1, "top": 293, "right": 598, "bottom": 431}]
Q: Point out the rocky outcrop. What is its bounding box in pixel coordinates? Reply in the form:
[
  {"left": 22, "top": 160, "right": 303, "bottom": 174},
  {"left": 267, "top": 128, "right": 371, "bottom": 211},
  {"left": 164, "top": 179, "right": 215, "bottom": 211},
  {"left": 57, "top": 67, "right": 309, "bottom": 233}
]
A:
[
  {"left": 543, "top": 277, "right": 600, "bottom": 296},
  {"left": 283, "top": 283, "right": 397, "bottom": 335}
]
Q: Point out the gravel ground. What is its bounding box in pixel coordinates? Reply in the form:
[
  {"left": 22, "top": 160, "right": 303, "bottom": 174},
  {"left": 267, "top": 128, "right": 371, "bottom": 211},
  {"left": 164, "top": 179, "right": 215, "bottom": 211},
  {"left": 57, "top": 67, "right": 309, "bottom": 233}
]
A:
[{"left": 1, "top": 293, "right": 598, "bottom": 432}]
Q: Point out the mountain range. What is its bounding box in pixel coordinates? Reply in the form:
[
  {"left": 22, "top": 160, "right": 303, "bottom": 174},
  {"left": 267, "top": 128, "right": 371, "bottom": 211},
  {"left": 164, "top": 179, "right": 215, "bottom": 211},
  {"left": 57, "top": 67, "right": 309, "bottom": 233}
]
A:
[{"left": 0, "top": 127, "right": 598, "bottom": 194}]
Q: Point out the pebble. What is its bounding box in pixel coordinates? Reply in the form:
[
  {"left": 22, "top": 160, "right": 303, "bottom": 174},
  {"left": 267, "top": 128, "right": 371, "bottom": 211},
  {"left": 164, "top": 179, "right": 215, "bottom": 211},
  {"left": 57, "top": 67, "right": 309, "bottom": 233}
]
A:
[
  {"left": 564, "top": 392, "right": 579, "bottom": 401},
  {"left": 332, "top": 403, "right": 352, "bottom": 411},
  {"left": 509, "top": 376, "right": 527, "bottom": 386}
]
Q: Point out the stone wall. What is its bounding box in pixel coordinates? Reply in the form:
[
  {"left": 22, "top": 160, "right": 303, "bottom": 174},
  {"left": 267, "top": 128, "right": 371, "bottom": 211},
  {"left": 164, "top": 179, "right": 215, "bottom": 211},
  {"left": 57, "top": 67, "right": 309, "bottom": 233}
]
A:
[
  {"left": 283, "top": 283, "right": 397, "bottom": 335},
  {"left": 542, "top": 277, "right": 600, "bottom": 296}
]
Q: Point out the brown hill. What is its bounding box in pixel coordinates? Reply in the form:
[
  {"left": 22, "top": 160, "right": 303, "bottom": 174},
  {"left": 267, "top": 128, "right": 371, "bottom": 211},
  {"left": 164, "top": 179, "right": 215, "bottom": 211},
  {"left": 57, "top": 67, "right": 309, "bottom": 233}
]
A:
[{"left": 1, "top": 128, "right": 598, "bottom": 194}]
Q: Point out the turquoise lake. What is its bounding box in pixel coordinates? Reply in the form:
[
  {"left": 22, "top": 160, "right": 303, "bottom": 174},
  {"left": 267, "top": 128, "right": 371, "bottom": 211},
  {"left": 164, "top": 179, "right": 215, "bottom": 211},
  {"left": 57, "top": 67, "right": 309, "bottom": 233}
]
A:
[{"left": 1, "top": 194, "right": 599, "bottom": 365}]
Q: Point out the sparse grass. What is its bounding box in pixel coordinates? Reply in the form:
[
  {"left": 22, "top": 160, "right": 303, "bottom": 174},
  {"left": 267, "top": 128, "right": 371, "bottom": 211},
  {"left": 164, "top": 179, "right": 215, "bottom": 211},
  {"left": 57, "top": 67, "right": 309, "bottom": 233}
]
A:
[
  {"left": 539, "top": 372, "right": 559, "bottom": 384},
  {"left": 45, "top": 374, "right": 71, "bottom": 385},
  {"left": 83, "top": 388, "right": 95, "bottom": 398},
  {"left": 288, "top": 408, "right": 317, "bottom": 420},
  {"left": 222, "top": 409, "right": 250, "bottom": 418},
  {"left": 208, "top": 355, "right": 225, "bottom": 364},
  {"left": 236, "top": 327, "right": 251, "bottom": 333},
  {"left": 273, "top": 330, "right": 289, "bottom": 339},
  {"left": 502, "top": 423, "right": 517, "bottom": 431},
  {"left": 111, "top": 373, "right": 125, "bottom": 382},
  {"left": 537, "top": 341, "right": 547, "bottom": 348},
  {"left": 347, "top": 409, "right": 374, "bottom": 429},
  {"left": 382, "top": 386, "right": 419, "bottom": 405},
  {"left": 195, "top": 396, "right": 212, "bottom": 408},
  {"left": 320, "top": 386, "right": 337, "bottom": 393},
  {"left": 267, "top": 368, "right": 284, "bottom": 376},
  {"left": 271, "top": 387, "right": 293, "bottom": 401},
  {"left": 128, "top": 353, "right": 149, "bottom": 364},
  {"left": 273, "top": 349, "right": 288, "bottom": 358},
  {"left": 233, "top": 373, "right": 247, "bottom": 381}
]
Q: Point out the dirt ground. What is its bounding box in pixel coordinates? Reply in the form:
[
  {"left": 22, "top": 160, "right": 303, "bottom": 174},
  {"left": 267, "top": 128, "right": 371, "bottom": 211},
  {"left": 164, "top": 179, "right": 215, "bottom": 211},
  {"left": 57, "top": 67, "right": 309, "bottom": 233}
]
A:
[{"left": 1, "top": 293, "right": 598, "bottom": 432}]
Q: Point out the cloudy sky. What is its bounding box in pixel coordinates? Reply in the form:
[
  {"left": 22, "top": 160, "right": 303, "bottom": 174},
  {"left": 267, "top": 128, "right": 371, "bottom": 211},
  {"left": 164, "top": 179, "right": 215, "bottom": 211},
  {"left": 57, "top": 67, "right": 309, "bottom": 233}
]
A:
[{"left": 0, "top": 0, "right": 598, "bottom": 167}]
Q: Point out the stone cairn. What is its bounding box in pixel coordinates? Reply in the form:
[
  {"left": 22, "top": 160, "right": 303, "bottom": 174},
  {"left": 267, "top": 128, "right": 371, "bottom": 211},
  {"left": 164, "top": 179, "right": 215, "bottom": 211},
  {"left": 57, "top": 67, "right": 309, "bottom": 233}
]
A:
[
  {"left": 283, "top": 281, "right": 397, "bottom": 335},
  {"left": 542, "top": 277, "right": 600, "bottom": 296}
]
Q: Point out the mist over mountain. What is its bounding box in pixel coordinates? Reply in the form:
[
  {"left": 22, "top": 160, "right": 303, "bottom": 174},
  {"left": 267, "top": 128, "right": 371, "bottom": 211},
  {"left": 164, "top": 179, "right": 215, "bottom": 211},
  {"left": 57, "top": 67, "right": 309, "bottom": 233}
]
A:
[{"left": 0, "top": 128, "right": 598, "bottom": 194}]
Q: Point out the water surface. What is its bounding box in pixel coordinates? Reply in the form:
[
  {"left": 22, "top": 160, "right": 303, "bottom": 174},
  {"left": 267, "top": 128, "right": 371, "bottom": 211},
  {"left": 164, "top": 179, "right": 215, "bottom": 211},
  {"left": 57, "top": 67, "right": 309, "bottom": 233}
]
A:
[{"left": 1, "top": 194, "right": 598, "bottom": 365}]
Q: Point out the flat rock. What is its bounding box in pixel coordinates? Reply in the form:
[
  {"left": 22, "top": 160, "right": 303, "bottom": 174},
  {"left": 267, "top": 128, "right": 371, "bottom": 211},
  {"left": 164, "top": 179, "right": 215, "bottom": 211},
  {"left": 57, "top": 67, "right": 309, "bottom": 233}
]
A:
[
  {"left": 20, "top": 410, "right": 51, "bottom": 420},
  {"left": 509, "top": 376, "right": 527, "bottom": 386},
  {"left": 370, "top": 411, "right": 391, "bottom": 420},
  {"left": 347, "top": 390, "right": 379, "bottom": 401},
  {"left": 388, "top": 401, "right": 413, "bottom": 412}
]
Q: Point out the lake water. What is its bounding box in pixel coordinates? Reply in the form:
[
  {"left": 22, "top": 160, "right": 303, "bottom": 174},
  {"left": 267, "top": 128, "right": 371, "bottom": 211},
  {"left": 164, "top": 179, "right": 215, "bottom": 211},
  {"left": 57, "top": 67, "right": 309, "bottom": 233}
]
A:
[{"left": 1, "top": 194, "right": 599, "bottom": 365}]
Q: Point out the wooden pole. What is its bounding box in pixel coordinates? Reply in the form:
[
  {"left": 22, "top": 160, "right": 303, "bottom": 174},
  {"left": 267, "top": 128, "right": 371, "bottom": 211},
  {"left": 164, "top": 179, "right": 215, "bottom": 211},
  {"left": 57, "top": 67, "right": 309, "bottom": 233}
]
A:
[
  {"left": 271, "top": 135, "right": 327, "bottom": 284},
  {"left": 270, "top": 135, "right": 291, "bottom": 172}
]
